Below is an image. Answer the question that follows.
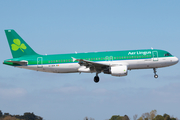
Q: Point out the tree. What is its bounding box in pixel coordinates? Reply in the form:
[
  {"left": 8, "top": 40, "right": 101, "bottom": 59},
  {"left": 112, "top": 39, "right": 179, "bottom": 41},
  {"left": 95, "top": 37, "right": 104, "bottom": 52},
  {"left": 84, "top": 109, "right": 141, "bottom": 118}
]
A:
[
  {"left": 0, "top": 110, "right": 2, "bottom": 117},
  {"left": 154, "top": 115, "right": 164, "bottom": 120},
  {"left": 133, "top": 114, "right": 138, "bottom": 120},
  {"left": 84, "top": 117, "right": 88, "bottom": 120},
  {"left": 4, "top": 113, "right": 10, "bottom": 116},
  {"left": 84, "top": 116, "right": 95, "bottom": 120},
  {"left": 171, "top": 118, "right": 176, "bottom": 120},
  {"left": 144, "top": 113, "right": 150, "bottom": 120},
  {"left": 164, "top": 115, "right": 171, "bottom": 120},
  {"left": 109, "top": 115, "right": 124, "bottom": 120},
  {"left": 110, "top": 115, "right": 120, "bottom": 120},
  {"left": 117, "top": 116, "right": 124, "bottom": 120},
  {"left": 123, "top": 115, "right": 129, "bottom": 120},
  {"left": 23, "top": 112, "right": 43, "bottom": 120},
  {"left": 150, "top": 110, "right": 157, "bottom": 120},
  {"left": 137, "top": 116, "right": 143, "bottom": 120},
  {"left": 3, "top": 116, "right": 16, "bottom": 120},
  {"left": 163, "top": 114, "right": 169, "bottom": 118}
]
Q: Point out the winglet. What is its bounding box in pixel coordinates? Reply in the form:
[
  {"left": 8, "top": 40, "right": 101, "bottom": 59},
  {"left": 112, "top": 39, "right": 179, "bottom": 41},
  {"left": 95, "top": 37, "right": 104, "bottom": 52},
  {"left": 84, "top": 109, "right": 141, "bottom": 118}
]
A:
[{"left": 71, "top": 57, "right": 77, "bottom": 62}]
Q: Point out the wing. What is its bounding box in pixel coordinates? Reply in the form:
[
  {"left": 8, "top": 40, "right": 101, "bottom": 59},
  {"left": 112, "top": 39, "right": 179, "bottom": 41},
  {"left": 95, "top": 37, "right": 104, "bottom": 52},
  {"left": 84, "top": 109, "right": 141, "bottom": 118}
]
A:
[{"left": 72, "top": 57, "right": 109, "bottom": 72}]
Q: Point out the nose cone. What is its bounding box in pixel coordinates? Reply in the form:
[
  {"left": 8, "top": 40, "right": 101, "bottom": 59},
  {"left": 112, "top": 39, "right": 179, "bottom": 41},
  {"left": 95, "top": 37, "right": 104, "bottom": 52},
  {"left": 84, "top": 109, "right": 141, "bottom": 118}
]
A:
[{"left": 174, "top": 57, "right": 179, "bottom": 64}]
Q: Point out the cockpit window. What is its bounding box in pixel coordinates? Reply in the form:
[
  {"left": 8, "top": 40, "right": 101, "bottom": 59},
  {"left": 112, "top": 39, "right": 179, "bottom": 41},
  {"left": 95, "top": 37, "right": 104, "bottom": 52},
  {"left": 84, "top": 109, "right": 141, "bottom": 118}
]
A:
[{"left": 164, "top": 53, "right": 172, "bottom": 56}]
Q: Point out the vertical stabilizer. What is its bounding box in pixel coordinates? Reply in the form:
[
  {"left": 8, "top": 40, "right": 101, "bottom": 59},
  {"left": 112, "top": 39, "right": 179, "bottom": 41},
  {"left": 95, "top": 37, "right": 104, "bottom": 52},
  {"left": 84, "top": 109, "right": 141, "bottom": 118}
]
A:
[{"left": 5, "top": 29, "right": 38, "bottom": 58}]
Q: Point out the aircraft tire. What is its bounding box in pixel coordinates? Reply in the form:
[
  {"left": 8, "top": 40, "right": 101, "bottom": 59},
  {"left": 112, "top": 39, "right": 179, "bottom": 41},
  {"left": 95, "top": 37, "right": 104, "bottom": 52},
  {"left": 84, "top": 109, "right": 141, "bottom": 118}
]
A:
[
  {"left": 94, "top": 76, "right": 99, "bottom": 83},
  {"left": 154, "top": 74, "right": 158, "bottom": 78}
]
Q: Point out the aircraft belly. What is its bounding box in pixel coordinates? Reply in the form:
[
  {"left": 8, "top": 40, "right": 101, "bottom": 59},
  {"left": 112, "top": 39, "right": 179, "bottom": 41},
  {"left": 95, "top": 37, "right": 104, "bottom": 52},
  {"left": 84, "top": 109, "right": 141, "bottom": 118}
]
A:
[
  {"left": 44, "top": 63, "right": 80, "bottom": 73},
  {"left": 127, "top": 57, "right": 176, "bottom": 69},
  {"left": 17, "top": 63, "right": 80, "bottom": 73}
]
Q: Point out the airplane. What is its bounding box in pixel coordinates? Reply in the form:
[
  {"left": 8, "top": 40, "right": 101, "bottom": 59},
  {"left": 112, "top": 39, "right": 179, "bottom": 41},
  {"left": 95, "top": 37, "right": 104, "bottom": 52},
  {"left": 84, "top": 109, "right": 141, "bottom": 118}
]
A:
[{"left": 3, "top": 29, "right": 179, "bottom": 83}]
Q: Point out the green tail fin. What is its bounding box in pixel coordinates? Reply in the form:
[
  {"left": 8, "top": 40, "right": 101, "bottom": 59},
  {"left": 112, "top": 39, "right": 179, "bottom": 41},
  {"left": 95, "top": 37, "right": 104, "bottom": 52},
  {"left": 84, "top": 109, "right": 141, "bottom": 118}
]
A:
[{"left": 5, "top": 29, "right": 38, "bottom": 58}]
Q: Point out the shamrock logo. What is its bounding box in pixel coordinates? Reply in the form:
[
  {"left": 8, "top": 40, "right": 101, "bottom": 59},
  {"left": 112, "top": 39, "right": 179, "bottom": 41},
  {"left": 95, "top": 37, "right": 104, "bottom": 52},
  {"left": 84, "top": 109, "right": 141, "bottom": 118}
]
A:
[{"left": 11, "top": 39, "right": 27, "bottom": 52}]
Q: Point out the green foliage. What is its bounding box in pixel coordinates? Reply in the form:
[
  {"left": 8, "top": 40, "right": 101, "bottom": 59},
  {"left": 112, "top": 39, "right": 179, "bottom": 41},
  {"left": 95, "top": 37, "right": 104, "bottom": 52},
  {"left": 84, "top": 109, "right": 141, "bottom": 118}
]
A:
[
  {"left": 163, "top": 114, "right": 169, "bottom": 118},
  {"left": 132, "top": 110, "right": 177, "bottom": 120},
  {"left": 23, "top": 112, "right": 37, "bottom": 120},
  {"left": 4, "top": 113, "right": 10, "bottom": 116},
  {"left": 123, "top": 115, "right": 129, "bottom": 120},
  {"left": 109, "top": 115, "right": 129, "bottom": 120},
  {"left": 164, "top": 115, "right": 171, "bottom": 120},
  {"left": 154, "top": 115, "right": 164, "bottom": 120},
  {"left": 0, "top": 110, "right": 43, "bottom": 120},
  {"left": 0, "top": 111, "right": 2, "bottom": 117},
  {"left": 117, "top": 116, "right": 124, "bottom": 120},
  {"left": 109, "top": 115, "right": 124, "bottom": 120},
  {"left": 110, "top": 115, "right": 120, "bottom": 120},
  {"left": 150, "top": 110, "right": 157, "bottom": 120},
  {"left": 137, "top": 116, "right": 143, "bottom": 120}
]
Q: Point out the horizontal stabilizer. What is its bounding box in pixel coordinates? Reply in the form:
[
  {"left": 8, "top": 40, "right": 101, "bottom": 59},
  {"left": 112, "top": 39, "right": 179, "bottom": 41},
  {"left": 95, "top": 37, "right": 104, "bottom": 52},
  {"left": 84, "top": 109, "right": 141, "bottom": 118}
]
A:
[{"left": 5, "top": 60, "right": 28, "bottom": 66}]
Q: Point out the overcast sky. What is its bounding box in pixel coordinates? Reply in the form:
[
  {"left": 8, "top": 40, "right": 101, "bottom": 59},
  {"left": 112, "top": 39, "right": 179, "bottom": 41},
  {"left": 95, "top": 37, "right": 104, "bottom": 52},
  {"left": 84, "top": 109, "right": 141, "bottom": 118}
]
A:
[{"left": 0, "top": 0, "right": 180, "bottom": 120}]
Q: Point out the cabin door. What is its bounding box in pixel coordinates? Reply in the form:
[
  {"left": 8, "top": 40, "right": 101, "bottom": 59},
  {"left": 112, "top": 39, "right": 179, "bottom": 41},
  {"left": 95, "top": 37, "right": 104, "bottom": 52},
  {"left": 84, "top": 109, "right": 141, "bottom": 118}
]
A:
[
  {"left": 37, "top": 57, "right": 43, "bottom": 68},
  {"left": 152, "top": 51, "right": 158, "bottom": 61}
]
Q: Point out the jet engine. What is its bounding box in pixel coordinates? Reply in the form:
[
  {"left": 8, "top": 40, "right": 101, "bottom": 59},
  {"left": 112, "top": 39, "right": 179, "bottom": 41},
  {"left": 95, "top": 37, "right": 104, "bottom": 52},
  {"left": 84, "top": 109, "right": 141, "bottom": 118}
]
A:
[{"left": 103, "top": 66, "right": 128, "bottom": 76}]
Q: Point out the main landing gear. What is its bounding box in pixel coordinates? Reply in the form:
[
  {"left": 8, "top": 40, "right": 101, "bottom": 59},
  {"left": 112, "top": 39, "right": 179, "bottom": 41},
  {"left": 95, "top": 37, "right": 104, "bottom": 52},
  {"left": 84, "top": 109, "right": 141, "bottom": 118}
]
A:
[
  {"left": 94, "top": 73, "right": 100, "bottom": 83},
  {"left": 153, "top": 68, "right": 158, "bottom": 78}
]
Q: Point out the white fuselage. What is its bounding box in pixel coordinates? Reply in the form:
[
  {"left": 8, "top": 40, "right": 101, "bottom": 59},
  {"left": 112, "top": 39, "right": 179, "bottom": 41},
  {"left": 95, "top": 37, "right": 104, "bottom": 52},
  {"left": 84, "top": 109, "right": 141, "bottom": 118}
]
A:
[{"left": 17, "top": 56, "right": 179, "bottom": 74}]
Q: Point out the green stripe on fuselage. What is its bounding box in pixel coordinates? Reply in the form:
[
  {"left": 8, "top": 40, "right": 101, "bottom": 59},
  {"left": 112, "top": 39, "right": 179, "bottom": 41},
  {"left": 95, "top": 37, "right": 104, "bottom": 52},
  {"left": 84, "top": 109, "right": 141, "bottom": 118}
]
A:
[{"left": 3, "top": 49, "right": 173, "bottom": 66}]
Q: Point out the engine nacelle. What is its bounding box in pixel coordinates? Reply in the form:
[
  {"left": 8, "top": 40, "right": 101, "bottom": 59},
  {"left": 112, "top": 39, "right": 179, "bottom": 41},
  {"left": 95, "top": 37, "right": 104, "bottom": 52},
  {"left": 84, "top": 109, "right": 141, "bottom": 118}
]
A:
[{"left": 103, "top": 66, "right": 128, "bottom": 77}]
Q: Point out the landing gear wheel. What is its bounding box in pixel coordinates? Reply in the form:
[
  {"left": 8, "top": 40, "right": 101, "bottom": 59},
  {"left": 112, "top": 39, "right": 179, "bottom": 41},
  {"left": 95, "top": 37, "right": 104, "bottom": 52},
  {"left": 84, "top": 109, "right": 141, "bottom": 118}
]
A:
[
  {"left": 153, "top": 68, "right": 158, "bottom": 79},
  {"left": 94, "top": 76, "right": 99, "bottom": 83},
  {"left": 154, "top": 74, "right": 158, "bottom": 78}
]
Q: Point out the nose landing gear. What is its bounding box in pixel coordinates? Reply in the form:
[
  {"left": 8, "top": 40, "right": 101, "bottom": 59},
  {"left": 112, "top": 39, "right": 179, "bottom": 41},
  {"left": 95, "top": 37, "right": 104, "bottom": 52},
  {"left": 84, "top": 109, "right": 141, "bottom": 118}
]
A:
[{"left": 153, "top": 68, "right": 158, "bottom": 78}]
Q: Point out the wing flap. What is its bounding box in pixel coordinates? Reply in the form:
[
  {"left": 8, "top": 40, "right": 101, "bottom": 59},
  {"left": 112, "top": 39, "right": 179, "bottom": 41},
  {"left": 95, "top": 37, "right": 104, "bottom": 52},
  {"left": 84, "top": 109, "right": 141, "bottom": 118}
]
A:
[{"left": 71, "top": 57, "right": 109, "bottom": 71}]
